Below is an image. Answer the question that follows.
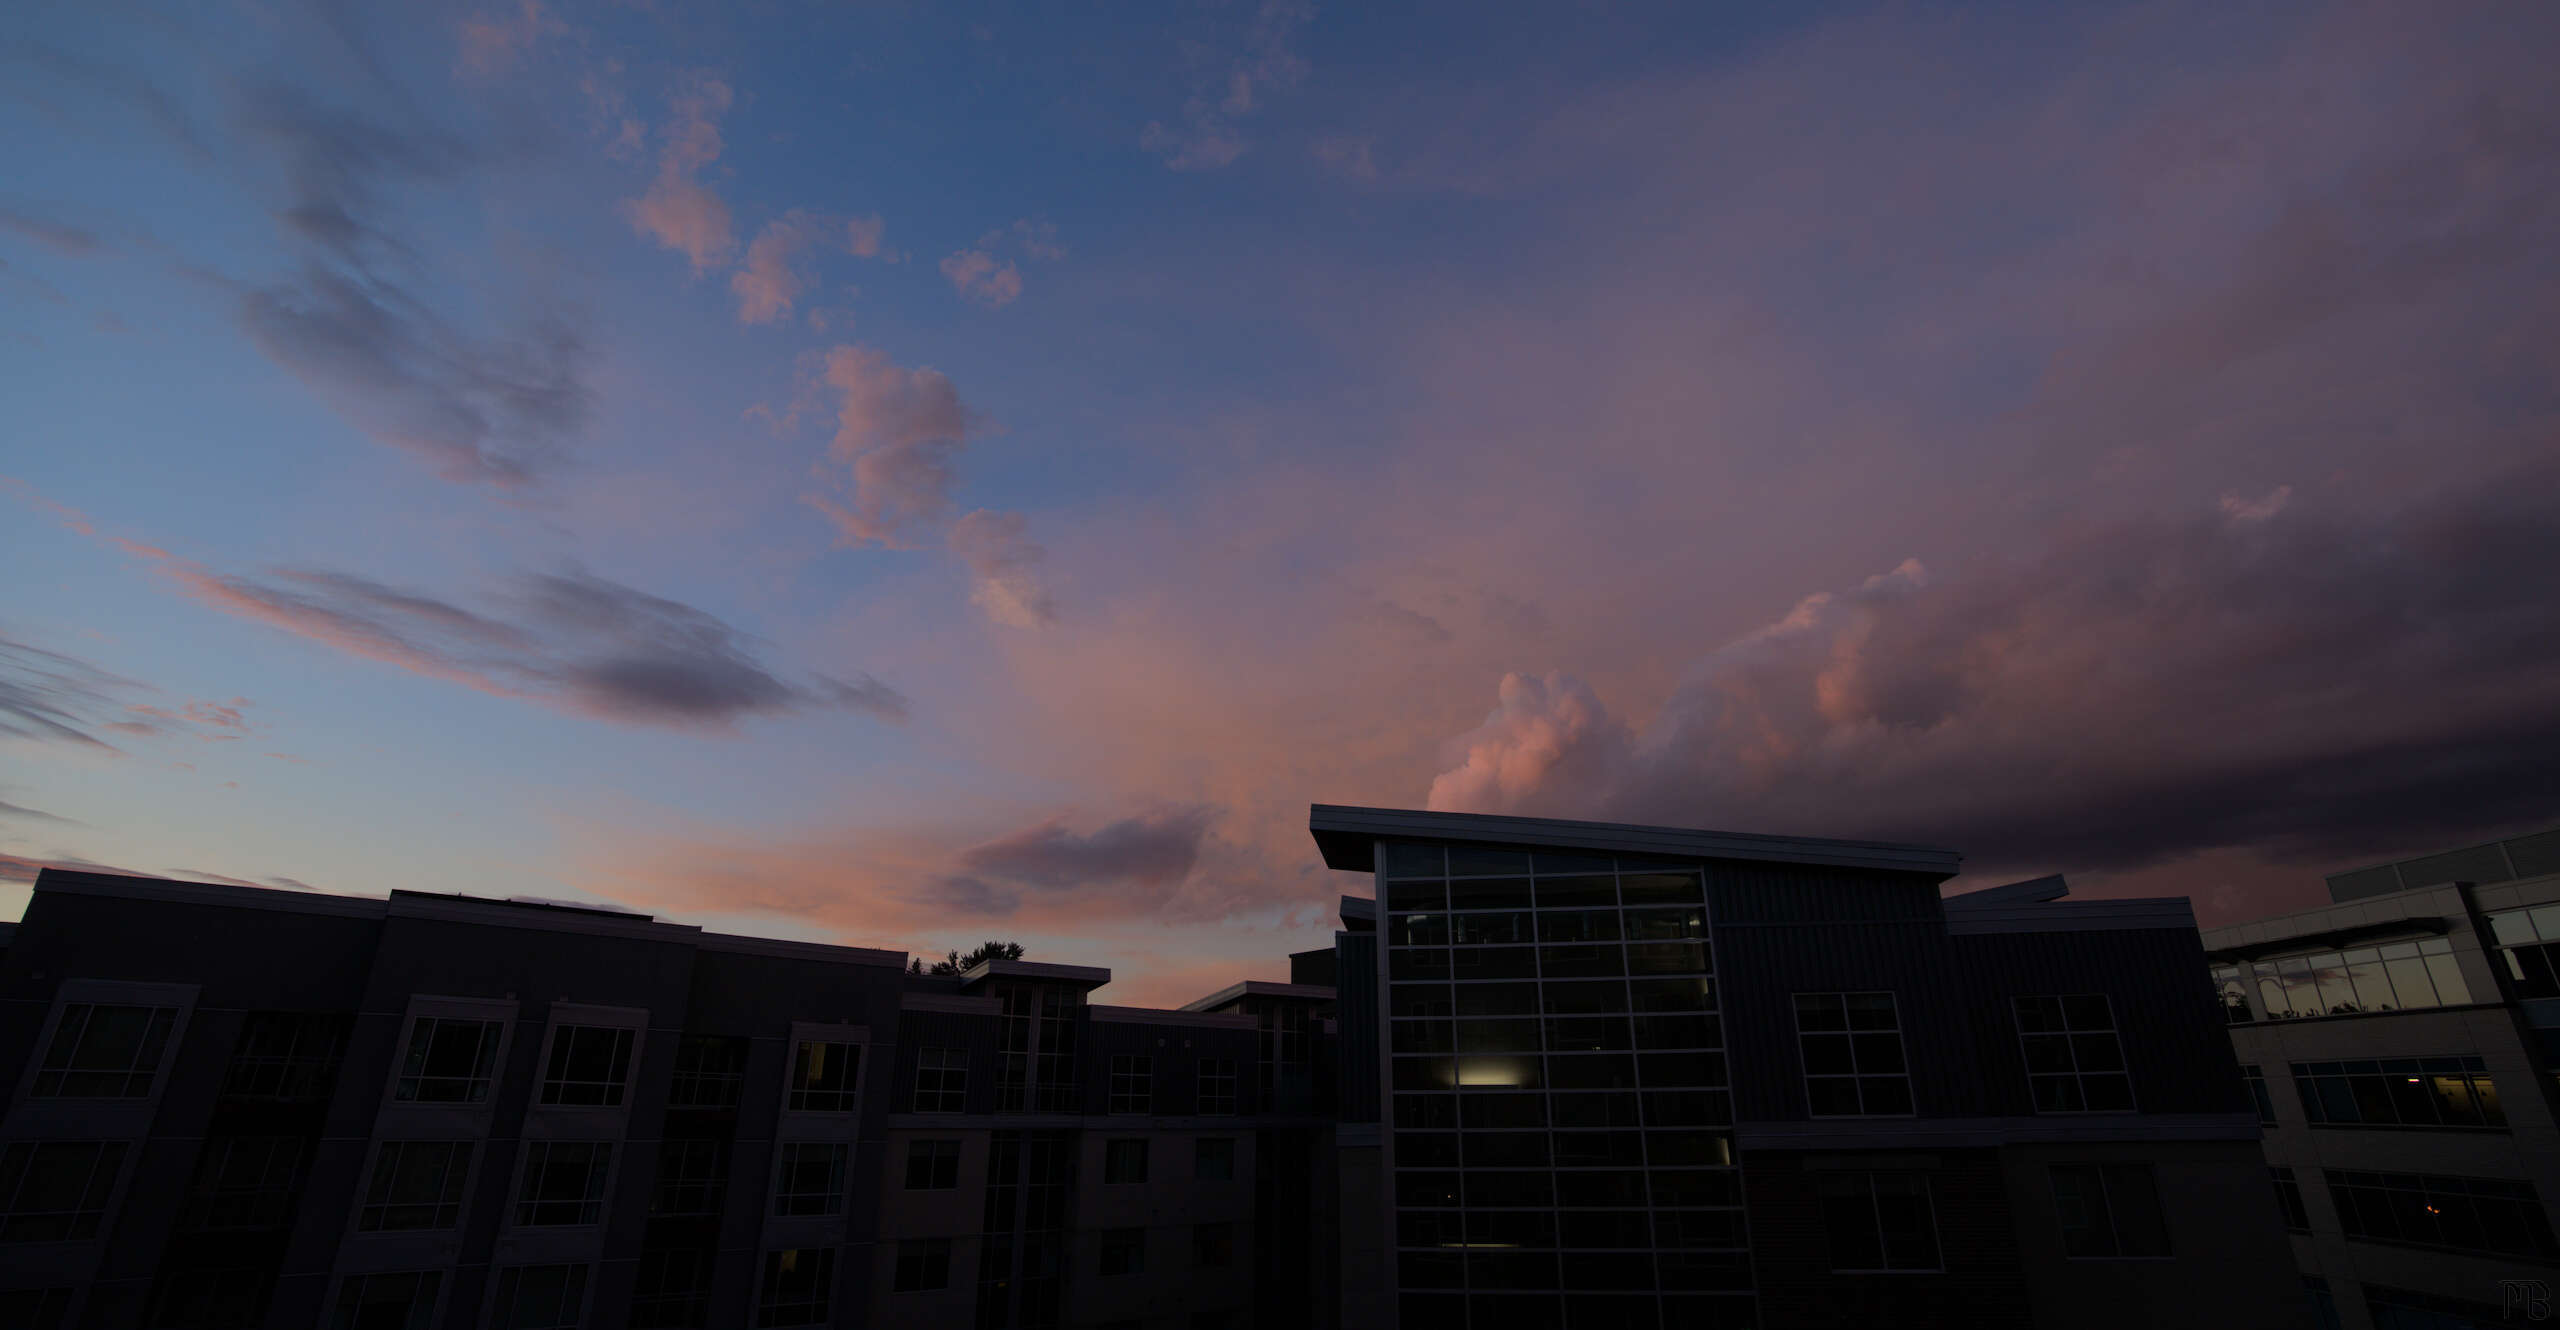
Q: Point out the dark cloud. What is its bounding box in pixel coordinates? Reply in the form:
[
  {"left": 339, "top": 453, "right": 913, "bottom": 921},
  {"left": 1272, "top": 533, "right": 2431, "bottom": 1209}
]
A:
[
  {"left": 957, "top": 806, "right": 1218, "bottom": 890},
  {"left": 0, "top": 207, "right": 102, "bottom": 256},
  {"left": 0, "top": 851, "right": 146, "bottom": 885},
  {"left": 0, "top": 798, "right": 78, "bottom": 825},
  {"left": 1431, "top": 465, "right": 2560, "bottom": 879},
  {"left": 156, "top": 559, "right": 906, "bottom": 730},
  {"left": 0, "top": 633, "right": 131, "bottom": 749}
]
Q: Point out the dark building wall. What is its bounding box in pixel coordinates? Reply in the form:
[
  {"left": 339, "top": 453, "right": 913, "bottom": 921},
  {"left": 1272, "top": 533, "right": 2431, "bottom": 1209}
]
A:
[
  {"left": 1744, "top": 1149, "right": 2033, "bottom": 1330},
  {"left": 1950, "top": 926, "right": 2254, "bottom": 1118}
]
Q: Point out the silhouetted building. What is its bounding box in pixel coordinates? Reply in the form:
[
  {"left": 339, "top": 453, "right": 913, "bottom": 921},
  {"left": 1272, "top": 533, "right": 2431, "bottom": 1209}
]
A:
[
  {"left": 2206, "top": 825, "right": 2560, "bottom": 1330},
  {"left": 1312, "top": 803, "right": 2309, "bottom": 1330},
  {"left": 0, "top": 869, "right": 1336, "bottom": 1329}
]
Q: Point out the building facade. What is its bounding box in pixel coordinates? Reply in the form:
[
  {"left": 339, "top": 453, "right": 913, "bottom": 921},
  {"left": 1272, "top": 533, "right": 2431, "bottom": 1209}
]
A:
[
  {"left": 1312, "top": 803, "right": 2310, "bottom": 1330},
  {"left": 2205, "top": 825, "right": 2560, "bottom": 1330},
  {"left": 0, "top": 869, "right": 1336, "bottom": 1330}
]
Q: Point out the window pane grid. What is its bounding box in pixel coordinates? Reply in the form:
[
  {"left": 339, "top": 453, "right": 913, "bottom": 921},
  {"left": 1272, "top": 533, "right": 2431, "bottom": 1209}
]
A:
[
  {"left": 2323, "top": 1168, "right": 2559, "bottom": 1258},
  {"left": 2291, "top": 1056, "right": 2504, "bottom": 1129},
  {"left": 394, "top": 1017, "right": 503, "bottom": 1104},
  {"left": 539, "top": 1026, "right": 635, "bottom": 1107},
  {"left": 0, "top": 1141, "right": 130, "bottom": 1241},
  {"left": 787, "top": 1041, "right": 861, "bottom": 1112},
  {"left": 1794, "top": 992, "right": 1912, "bottom": 1118},
  {"left": 1197, "top": 1059, "right": 1238, "bottom": 1115},
  {"left": 650, "top": 1139, "right": 728, "bottom": 1217},
  {"left": 514, "top": 1142, "right": 611, "bottom": 1227},
  {"left": 772, "top": 1143, "right": 848, "bottom": 1217},
  {"left": 1108, "top": 1055, "right": 1153, "bottom": 1115},
  {"left": 668, "top": 1035, "right": 748, "bottom": 1109},
  {"left": 221, "top": 1012, "right": 349, "bottom": 1101},
  {"left": 359, "top": 1142, "right": 471, "bottom": 1232},
  {"left": 757, "top": 1248, "right": 834, "bottom": 1328},
  {"left": 914, "top": 1048, "right": 968, "bottom": 1113},
  {"left": 180, "top": 1135, "right": 308, "bottom": 1232},
  {"left": 2013, "top": 995, "right": 2134, "bottom": 1114},
  {"left": 2245, "top": 937, "right": 2471, "bottom": 1021},
  {"left": 491, "top": 1264, "right": 588, "bottom": 1330},
  {"left": 35, "top": 1004, "right": 177, "bottom": 1098}
]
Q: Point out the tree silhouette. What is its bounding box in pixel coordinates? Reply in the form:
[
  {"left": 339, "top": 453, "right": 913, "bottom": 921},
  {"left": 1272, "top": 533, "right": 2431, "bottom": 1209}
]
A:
[{"left": 909, "top": 940, "right": 1025, "bottom": 976}]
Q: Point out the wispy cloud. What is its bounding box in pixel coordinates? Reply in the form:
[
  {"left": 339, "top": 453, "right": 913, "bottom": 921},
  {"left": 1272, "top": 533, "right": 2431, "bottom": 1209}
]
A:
[
  {"left": 456, "top": 1, "right": 567, "bottom": 78},
  {"left": 949, "top": 509, "right": 1056, "bottom": 628},
  {"left": 938, "top": 248, "right": 1021, "bottom": 308},
  {"left": 1142, "top": 0, "right": 1312, "bottom": 170}
]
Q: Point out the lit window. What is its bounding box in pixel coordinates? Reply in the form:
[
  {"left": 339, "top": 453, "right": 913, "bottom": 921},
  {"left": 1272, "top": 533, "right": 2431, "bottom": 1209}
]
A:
[
  {"left": 787, "top": 1041, "right": 861, "bottom": 1112},
  {"left": 2014, "top": 995, "right": 2134, "bottom": 1113},
  {"left": 756, "top": 1248, "right": 834, "bottom": 1328},
  {"left": 2324, "top": 1169, "right": 2558, "bottom": 1258},
  {"left": 34, "top": 1004, "right": 177, "bottom": 1098},
  {"left": 1794, "top": 993, "right": 1912, "bottom": 1117},
  {"left": 2292, "top": 1057, "right": 2503, "bottom": 1129}
]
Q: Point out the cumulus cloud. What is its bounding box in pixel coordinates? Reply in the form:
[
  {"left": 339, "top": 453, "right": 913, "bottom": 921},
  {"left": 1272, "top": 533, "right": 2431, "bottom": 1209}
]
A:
[
  {"left": 805, "top": 345, "right": 977, "bottom": 547},
  {"left": 845, "top": 213, "right": 886, "bottom": 258},
  {"left": 939, "top": 249, "right": 1022, "bottom": 308},
  {"left": 1429, "top": 473, "right": 2560, "bottom": 876},
  {"left": 126, "top": 552, "right": 904, "bottom": 731},
  {"left": 1142, "top": 0, "right": 1312, "bottom": 170},
  {"left": 456, "top": 1, "right": 566, "bottom": 78},
  {"left": 733, "top": 211, "right": 819, "bottom": 324},
  {"left": 625, "top": 75, "right": 735, "bottom": 271},
  {"left": 1010, "top": 218, "right": 1066, "bottom": 261},
  {"left": 949, "top": 509, "right": 1057, "bottom": 627}
]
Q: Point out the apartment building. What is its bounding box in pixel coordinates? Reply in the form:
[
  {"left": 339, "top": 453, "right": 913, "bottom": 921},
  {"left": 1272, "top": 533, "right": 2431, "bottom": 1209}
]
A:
[
  {"left": 1313, "top": 803, "right": 2310, "bottom": 1330},
  {"left": 2205, "top": 825, "right": 2560, "bottom": 1330},
  {"left": 0, "top": 868, "right": 1336, "bottom": 1329}
]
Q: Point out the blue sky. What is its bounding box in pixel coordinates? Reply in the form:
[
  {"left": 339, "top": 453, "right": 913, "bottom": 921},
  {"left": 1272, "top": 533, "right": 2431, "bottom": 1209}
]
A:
[{"left": 6, "top": 0, "right": 2557, "bottom": 1004}]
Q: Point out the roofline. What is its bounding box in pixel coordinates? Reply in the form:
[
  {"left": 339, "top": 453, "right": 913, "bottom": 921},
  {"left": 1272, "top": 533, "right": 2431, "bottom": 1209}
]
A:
[
  {"left": 958, "top": 958, "right": 1113, "bottom": 990},
  {"left": 1308, "top": 804, "right": 1961, "bottom": 879},
  {"left": 1180, "top": 980, "right": 1338, "bottom": 1012},
  {"left": 1945, "top": 874, "right": 2070, "bottom": 908}
]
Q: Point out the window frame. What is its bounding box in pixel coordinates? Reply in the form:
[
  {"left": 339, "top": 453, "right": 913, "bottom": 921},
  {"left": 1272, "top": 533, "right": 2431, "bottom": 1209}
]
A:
[
  {"left": 648, "top": 1138, "right": 729, "bottom": 1218},
  {"left": 1108, "top": 1054, "right": 1154, "bottom": 1115},
  {"left": 486, "top": 1262, "right": 591, "bottom": 1330},
  {"left": 2048, "top": 1162, "right": 2173, "bottom": 1260},
  {"left": 355, "top": 1139, "right": 475, "bottom": 1233},
  {"left": 666, "top": 1034, "right": 749, "bottom": 1110},
  {"left": 892, "top": 1237, "right": 953, "bottom": 1293},
  {"left": 1197, "top": 1057, "right": 1238, "bottom": 1116},
  {"left": 533, "top": 1016, "right": 642, "bottom": 1109},
  {"left": 782, "top": 1026, "right": 867, "bottom": 1114},
  {"left": 1793, "top": 991, "right": 1914, "bottom": 1119},
  {"left": 0, "top": 1139, "right": 132, "bottom": 1242},
  {"left": 755, "top": 1247, "right": 835, "bottom": 1328},
  {"left": 1103, "top": 1138, "right": 1149, "bottom": 1185},
  {"left": 903, "top": 1139, "right": 961, "bottom": 1191},
  {"left": 385, "top": 999, "right": 516, "bottom": 1107},
  {"left": 771, "top": 1141, "right": 850, "bottom": 1218},
  {"left": 2012, "top": 995, "right": 2136, "bottom": 1115},
  {"left": 30, "top": 1001, "right": 182, "bottom": 1100},
  {"left": 327, "top": 1270, "right": 446, "bottom": 1330},
  {"left": 511, "top": 1140, "right": 615, "bottom": 1229},
  {"left": 912, "top": 1047, "right": 967, "bottom": 1114},
  {"left": 2289, "top": 1056, "right": 2506, "bottom": 1130},
  {"left": 1099, "top": 1226, "right": 1147, "bottom": 1277}
]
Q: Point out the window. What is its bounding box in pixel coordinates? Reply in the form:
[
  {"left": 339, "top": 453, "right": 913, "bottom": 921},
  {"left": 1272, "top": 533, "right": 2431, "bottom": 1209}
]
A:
[
  {"left": 221, "top": 1011, "right": 348, "bottom": 1101},
  {"left": 539, "top": 1027, "right": 635, "bottom": 1107},
  {"left": 1193, "top": 1221, "right": 1235, "bottom": 1268},
  {"left": 1198, "top": 1058, "right": 1238, "bottom": 1115},
  {"left": 2271, "top": 1167, "right": 2310, "bottom": 1233},
  {"left": 1109, "top": 1054, "right": 1153, "bottom": 1115},
  {"left": 2292, "top": 1057, "right": 2505, "bottom": 1129},
  {"left": 1794, "top": 993, "right": 1912, "bottom": 1117},
  {"left": 329, "top": 1271, "right": 440, "bottom": 1330},
  {"left": 147, "top": 1267, "right": 269, "bottom": 1328},
  {"left": 772, "top": 1143, "right": 847, "bottom": 1217},
  {"left": 2248, "top": 937, "right": 2469, "bottom": 1020},
  {"left": 358, "top": 1141, "right": 471, "bottom": 1231},
  {"left": 0, "top": 1140, "right": 128, "bottom": 1241},
  {"left": 787, "top": 1041, "right": 861, "bottom": 1112},
  {"left": 491, "top": 1264, "right": 588, "bottom": 1330},
  {"left": 894, "top": 1238, "right": 952, "bottom": 1293},
  {"left": 180, "top": 1136, "right": 307, "bottom": 1232},
  {"left": 1815, "top": 1171, "right": 1940, "bottom": 1272},
  {"left": 393, "top": 1016, "right": 503, "bottom": 1104},
  {"left": 1100, "top": 1227, "right": 1145, "bottom": 1276},
  {"left": 2364, "top": 1284, "right": 2532, "bottom": 1329},
  {"left": 2212, "top": 965, "right": 2251, "bottom": 1023},
  {"left": 756, "top": 1248, "right": 833, "bottom": 1328},
  {"left": 0, "top": 1289, "right": 69, "bottom": 1330},
  {"left": 33, "top": 1003, "right": 176, "bottom": 1098},
  {"left": 514, "top": 1142, "right": 611, "bottom": 1227},
  {"left": 1103, "top": 1139, "right": 1148, "bottom": 1185},
  {"left": 650, "top": 1139, "right": 728, "bottom": 1217},
  {"left": 668, "top": 1035, "right": 748, "bottom": 1109},
  {"left": 914, "top": 1047, "right": 967, "bottom": 1113},
  {"left": 1194, "top": 1137, "right": 1236, "bottom": 1182},
  {"left": 630, "top": 1249, "right": 714, "bottom": 1329},
  {"left": 2489, "top": 906, "right": 2560, "bottom": 999},
  {"left": 2014, "top": 996, "right": 2133, "bottom": 1113},
  {"left": 905, "top": 1140, "right": 960, "bottom": 1191},
  {"left": 2242, "top": 1065, "right": 2276, "bottom": 1126},
  {"left": 2049, "top": 1163, "right": 2171, "bottom": 1259},
  {"left": 2324, "top": 1169, "right": 2558, "bottom": 1258}
]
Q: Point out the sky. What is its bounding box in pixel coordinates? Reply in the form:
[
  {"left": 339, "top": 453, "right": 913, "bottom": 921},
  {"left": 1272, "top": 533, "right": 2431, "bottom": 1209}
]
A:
[{"left": 4, "top": 0, "right": 2556, "bottom": 1006}]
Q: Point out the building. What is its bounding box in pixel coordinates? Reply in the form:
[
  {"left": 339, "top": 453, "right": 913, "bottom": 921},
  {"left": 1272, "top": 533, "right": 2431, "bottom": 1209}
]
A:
[
  {"left": 1311, "top": 803, "right": 2309, "bottom": 1330},
  {"left": 2205, "top": 825, "right": 2560, "bottom": 1330},
  {"left": 0, "top": 868, "right": 1338, "bottom": 1329}
]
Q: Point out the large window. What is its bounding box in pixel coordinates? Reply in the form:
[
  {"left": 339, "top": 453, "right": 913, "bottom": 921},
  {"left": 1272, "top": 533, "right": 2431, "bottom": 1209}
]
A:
[
  {"left": 1100, "top": 1227, "right": 1146, "bottom": 1276},
  {"left": 2292, "top": 1057, "right": 2504, "bottom": 1129},
  {"left": 787, "top": 1041, "right": 861, "bottom": 1112},
  {"left": 2324, "top": 1169, "right": 2558, "bottom": 1258},
  {"left": 539, "top": 1026, "right": 635, "bottom": 1107},
  {"left": 2241, "top": 1065, "right": 2276, "bottom": 1126},
  {"left": 2246, "top": 938, "right": 2470, "bottom": 1020},
  {"left": 1815, "top": 1171, "right": 1940, "bottom": 1272},
  {"left": 2212, "top": 965, "right": 2251, "bottom": 1023},
  {"left": 1197, "top": 1059, "right": 1238, "bottom": 1116},
  {"left": 328, "top": 1271, "right": 440, "bottom": 1330},
  {"left": 893, "top": 1238, "right": 951, "bottom": 1293},
  {"left": 222, "top": 1011, "right": 348, "bottom": 1101},
  {"left": 772, "top": 1143, "right": 848, "bottom": 1217},
  {"left": 913, "top": 1047, "right": 967, "bottom": 1113},
  {"left": 358, "top": 1141, "right": 471, "bottom": 1232},
  {"left": 2271, "top": 1167, "right": 2310, "bottom": 1233},
  {"left": 490, "top": 1264, "right": 588, "bottom": 1330},
  {"left": 514, "top": 1142, "right": 612, "bottom": 1227},
  {"left": 630, "top": 1249, "right": 714, "bottom": 1329},
  {"left": 1104, "top": 1139, "right": 1148, "bottom": 1185},
  {"left": 2488, "top": 906, "right": 2560, "bottom": 999},
  {"left": 904, "top": 1140, "right": 960, "bottom": 1191},
  {"left": 179, "top": 1136, "right": 307, "bottom": 1232},
  {"left": 667, "top": 1035, "right": 748, "bottom": 1109},
  {"left": 756, "top": 1248, "right": 833, "bottom": 1328},
  {"left": 393, "top": 1017, "right": 503, "bottom": 1104},
  {"left": 0, "top": 1141, "right": 128, "bottom": 1241},
  {"left": 147, "top": 1267, "right": 269, "bottom": 1328},
  {"left": 2048, "top": 1163, "right": 2170, "bottom": 1259},
  {"left": 33, "top": 1003, "right": 176, "bottom": 1098},
  {"left": 1109, "top": 1055, "right": 1153, "bottom": 1115},
  {"left": 1795, "top": 992, "right": 1912, "bottom": 1117},
  {"left": 2014, "top": 995, "right": 2133, "bottom": 1113},
  {"left": 649, "top": 1139, "right": 728, "bottom": 1218}
]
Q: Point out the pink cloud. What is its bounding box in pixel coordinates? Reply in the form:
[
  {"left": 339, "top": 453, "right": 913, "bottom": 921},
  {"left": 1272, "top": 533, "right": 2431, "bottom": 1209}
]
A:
[
  {"left": 733, "top": 211, "right": 820, "bottom": 324},
  {"left": 948, "top": 509, "right": 1056, "bottom": 627},
  {"left": 456, "top": 1, "right": 566, "bottom": 77},
  {"left": 939, "top": 249, "right": 1022, "bottom": 308},
  {"left": 625, "top": 76, "right": 736, "bottom": 271},
  {"left": 805, "top": 345, "right": 978, "bottom": 547}
]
